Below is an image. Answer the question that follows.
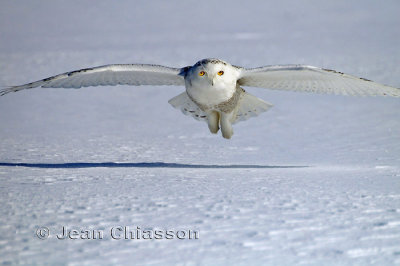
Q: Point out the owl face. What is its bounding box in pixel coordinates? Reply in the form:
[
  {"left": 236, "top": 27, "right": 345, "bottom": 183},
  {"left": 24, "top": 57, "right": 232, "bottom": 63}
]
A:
[{"left": 186, "top": 59, "right": 240, "bottom": 92}]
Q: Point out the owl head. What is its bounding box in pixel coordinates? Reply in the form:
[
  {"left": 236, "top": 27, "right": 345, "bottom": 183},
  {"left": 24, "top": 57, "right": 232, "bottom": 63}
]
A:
[{"left": 184, "top": 59, "right": 240, "bottom": 91}]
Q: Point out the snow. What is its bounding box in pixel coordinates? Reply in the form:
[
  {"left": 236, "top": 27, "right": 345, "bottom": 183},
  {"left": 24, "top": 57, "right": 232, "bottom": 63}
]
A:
[{"left": 0, "top": 0, "right": 400, "bottom": 265}]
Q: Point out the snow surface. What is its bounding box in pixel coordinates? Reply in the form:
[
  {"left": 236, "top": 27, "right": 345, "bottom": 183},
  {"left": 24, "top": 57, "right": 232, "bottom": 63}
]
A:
[{"left": 0, "top": 0, "right": 400, "bottom": 265}]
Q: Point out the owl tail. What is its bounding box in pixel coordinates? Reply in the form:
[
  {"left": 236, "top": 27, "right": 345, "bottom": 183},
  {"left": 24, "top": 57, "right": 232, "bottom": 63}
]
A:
[
  {"left": 232, "top": 91, "right": 273, "bottom": 124},
  {"left": 168, "top": 92, "right": 208, "bottom": 122},
  {"left": 168, "top": 91, "right": 273, "bottom": 124}
]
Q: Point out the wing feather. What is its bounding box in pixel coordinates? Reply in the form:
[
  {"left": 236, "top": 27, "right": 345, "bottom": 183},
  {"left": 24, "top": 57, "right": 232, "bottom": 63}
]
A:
[
  {"left": 238, "top": 65, "right": 400, "bottom": 97},
  {"left": 1, "top": 64, "right": 184, "bottom": 96}
]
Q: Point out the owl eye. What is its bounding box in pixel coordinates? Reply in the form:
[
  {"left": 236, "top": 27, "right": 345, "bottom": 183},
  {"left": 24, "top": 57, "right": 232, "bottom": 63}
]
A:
[
  {"left": 217, "top": 70, "right": 224, "bottom": 76},
  {"left": 199, "top": 71, "right": 206, "bottom": 76}
]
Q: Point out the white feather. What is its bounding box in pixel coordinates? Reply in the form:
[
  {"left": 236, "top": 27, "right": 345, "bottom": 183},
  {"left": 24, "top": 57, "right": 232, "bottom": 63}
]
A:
[
  {"left": 238, "top": 65, "right": 400, "bottom": 97},
  {"left": 168, "top": 92, "right": 208, "bottom": 122},
  {"left": 0, "top": 64, "right": 184, "bottom": 96},
  {"left": 234, "top": 92, "right": 273, "bottom": 124}
]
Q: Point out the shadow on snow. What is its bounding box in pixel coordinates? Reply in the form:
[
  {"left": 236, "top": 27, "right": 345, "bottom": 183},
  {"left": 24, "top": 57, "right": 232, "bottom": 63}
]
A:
[{"left": 0, "top": 162, "right": 308, "bottom": 169}]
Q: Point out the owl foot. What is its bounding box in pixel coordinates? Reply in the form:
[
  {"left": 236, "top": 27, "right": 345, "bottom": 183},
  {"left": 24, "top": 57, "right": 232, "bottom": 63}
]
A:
[{"left": 207, "top": 111, "right": 220, "bottom": 134}]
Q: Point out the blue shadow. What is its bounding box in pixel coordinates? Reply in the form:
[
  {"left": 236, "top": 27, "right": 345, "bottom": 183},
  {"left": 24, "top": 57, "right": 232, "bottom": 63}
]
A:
[{"left": 0, "top": 162, "right": 308, "bottom": 169}]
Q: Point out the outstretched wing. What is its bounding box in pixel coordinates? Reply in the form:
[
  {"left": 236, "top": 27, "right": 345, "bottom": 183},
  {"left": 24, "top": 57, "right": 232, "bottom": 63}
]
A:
[
  {"left": 1, "top": 64, "right": 185, "bottom": 96},
  {"left": 238, "top": 65, "right": 400, "bottom": 97}
]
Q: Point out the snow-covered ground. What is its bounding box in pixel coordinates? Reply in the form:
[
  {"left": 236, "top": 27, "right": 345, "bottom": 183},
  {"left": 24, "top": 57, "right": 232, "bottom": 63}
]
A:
[{"left": 1, "top": 1, "right": 399, "bottom": 265}]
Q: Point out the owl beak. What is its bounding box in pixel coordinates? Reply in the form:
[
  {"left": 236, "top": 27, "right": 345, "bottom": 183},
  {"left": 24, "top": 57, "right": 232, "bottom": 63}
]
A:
[{"left": 211, "top": 76, "right": 217, "bottom": 86}]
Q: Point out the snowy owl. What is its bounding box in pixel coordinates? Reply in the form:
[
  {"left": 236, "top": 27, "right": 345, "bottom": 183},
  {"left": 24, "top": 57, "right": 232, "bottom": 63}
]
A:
[{"left": 1, "top": 58, "right": 399, "bottom": 139}]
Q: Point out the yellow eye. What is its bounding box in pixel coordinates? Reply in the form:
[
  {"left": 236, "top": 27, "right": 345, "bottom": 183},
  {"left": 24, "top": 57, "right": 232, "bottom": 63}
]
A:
[
  {"left": 199, "top": 71, "right": 205, "bottom": 76},
  {"left": 217, "top": 70, "right": 224, "bottom": 76}
]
